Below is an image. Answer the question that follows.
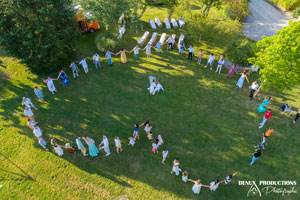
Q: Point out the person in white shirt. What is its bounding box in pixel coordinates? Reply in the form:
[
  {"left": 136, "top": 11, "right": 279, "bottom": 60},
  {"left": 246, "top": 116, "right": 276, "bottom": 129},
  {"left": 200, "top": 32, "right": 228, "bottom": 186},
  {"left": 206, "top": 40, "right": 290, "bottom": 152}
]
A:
[
  {"left": 209, "top": 179, "right": 221, "bottom": 191},
  {"left": 27, "top": 119, "right": 37, "bottom": 130},
  {"left": 187, "top": 45, "right": 195, "bottom": 61},
  {"left": 24, "top": 107, "right": 35, "bottom": 121},
  {"left": 161, "top": 149, "right": 169, "bottom": 164},
  {"left": 204, "top": 53, "right": 215, "bottom": 70},
  {"left": 130, "top": 45, "right": 141, "bottom": 61},
  {"left": 152, "top": 80, "right": 164, "bottom": 95},
  {"left": 114, "top": 136, "right": 122, "bottom": 153},
  {"left": 143, "top": 44, "right": 153, "bottom": 58},
  {"left": 249, "top": 81, "right": 259, "bottom": 100},
  {"left": 166, "top": 36, "right": 174, "bottom": 51},
  {"left": 22, "top": 97, "right": 38, "bottom": 110},
  {"left": 182, "top": 171, "right": 188, "bottom": 182},
  {"left": 215, "top": 54, "right": 225, "bottom": 74},
  {"left": 93, "top": 53, "right": 101, "bottom": 69},
  {"left": 79, "top": 58, "right": 89, "bottom": 73},
  {"left": 99, "top": 135, "right": 110, "bottom": 156},
  {"left": 33, "top": 125, "right": 42, "bottom": 137}
]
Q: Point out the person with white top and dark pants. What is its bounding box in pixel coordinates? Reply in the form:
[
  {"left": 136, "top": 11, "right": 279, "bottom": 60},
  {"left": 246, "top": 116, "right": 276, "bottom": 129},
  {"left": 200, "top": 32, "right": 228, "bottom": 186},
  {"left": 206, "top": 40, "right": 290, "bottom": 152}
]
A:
[
  {"left": 93, "top": 53, "right": 101, "bottom": 69},
  {"left": 187, "top": 45, "right": 194, "bottom": 61},
  {"left": 249, "top": 81, "right": 259, "bottom": 100},
  {"left": 166, "top": 36, "right": 173, "bottom": 51},
  {"left": 215, "top": 55, "right": 225, "bottom": 74}
]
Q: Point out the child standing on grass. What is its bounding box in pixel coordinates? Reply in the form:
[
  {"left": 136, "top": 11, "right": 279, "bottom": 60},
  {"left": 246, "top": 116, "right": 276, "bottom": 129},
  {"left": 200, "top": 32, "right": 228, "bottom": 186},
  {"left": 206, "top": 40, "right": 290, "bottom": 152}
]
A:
[
  {"left": 76, "top": 137, "right": 88, "bottom": 156},
  {"left": 161, "top": 149, "right": 169, "bottom": 164},
  {"left": 152, "top": 139, "right": 159, "bottom": 153},
  {"left": 182, "top": 171, "right": 188, "bottom": 182},
  {"left": 223, "top": 172, "right": 238, "bottom": 185},
  {"left": 128, "top": 136, "right": 136, "bottom": 147},
  {"left": 114, "top": 136, "right": 122, "bottom": 153},
  {"left": 209, "top": 179, "right": 221, "bottom": 191},
  {"left": 79, "top": 57, "right": 89, "bottom": 73},
  {"left": 133, "top": 124, "right": 140, "bottom": 140},
  {"left": 69, "top": 61, "right": 79, "bottom": 79},
  {"left": 215, "top": 54, "right": 225, "bottom": 74},
  {"left": 204, "top": 53, "right": 215, "bottom": 70},
  {"left": 157, "top": 135, "right": 163, "bottom": 146},
  {"left": 187, "top": 45, "right": 195, "bottom": 61},
  {"left": 171, "top": 158, "right": 182, "bottom": 176},
  {"left": 197, "top": 49, "right": 203, "bottom": 65},
  {"left": 105, "top": 49, "right": 113, "bottom": 66},
  {"left": 178, "top": 41, "right": 185, "bottom": 55},
  {"left": 34, "top": 87, "right": 44, "bottom": 102},
  {"left": 147, "top": 131, "right": 153, "bottom": 142},
  {"left": 156, "top": 41, "right": 162, "bottom": 53}
]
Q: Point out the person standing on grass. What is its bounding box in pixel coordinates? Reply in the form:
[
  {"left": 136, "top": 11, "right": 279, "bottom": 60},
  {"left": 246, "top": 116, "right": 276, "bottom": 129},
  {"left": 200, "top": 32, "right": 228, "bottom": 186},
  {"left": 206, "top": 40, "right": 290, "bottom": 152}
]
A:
[
  {"left": 293, "top": 108, "right": 300, "bottom": 124},
  {"left": 157, "top": 135, "right": 163, "bottom": 146},
  {"left": 182, "top": 171, "right": 188, "bottom": 182},
  {"left": 197, "top": 49, "right": 203, "bottom": 65},
  {"left": 263, "top": 127, "right": 274, "bottom": 138},
  {"left": 152, "top": 139, "right": 159, "bottom": 153},
  {"left": 24, "top": 107, "right": 35, "bottom": 121},
  {"left": 171, "top": 158, "right": 182, "bottom": 176},
  {"left": 34, "top": 87, "right": 44, "bottom": 103},
  {"left": 166, "top": 36, "right": 174, "bottom": 51},
  {"left": 70, "top": 62, "right": 79, "bottom": 79},
  {"left": 114, "top": 136, "right": 122, "bottom": 153},
  {"left": 33, "top": 125, "right": 42, "bottom": 138},
  {"left": 140, "top": 120, "right": 152, "bottom": 135},
  {"left": 187, "top": 179, "right": 210, "bottom": 194},
  {"left": 178, "top": 41, "right": 185, "bottom": 55},
  {"left": 44, "top": 77, "right": 57, "bottom": 94},
  {"left": 22, "top": 97, "right": 38, "bottom": 110},
  {"left": 215, "top": 54, "right": 225, "bottom": 74},
  {"left": 57, "top": 69, "right": 69, "bottom": 87},
  {"left": 143, "top": 44, "right": 153, "bottom": 58},
  {"left": 223, "top": 172, "right": 238, "bottom": 185},
  {"left": 38, "top": 137, "right": 49, "bottom": 151},
  {"left": 258, "top": 97, "right": 272, "bottom": 113},
  {"left": 93, "top": 53, "right": 101, "bottom": 69},
  {"left": 105, "top": 50, "right": 113, "bottom": 66},
  {"left": 51, "top": 138, "right": 64, "bottom": 156},
  {"left": 161, "top": 149, "right": 169, "bottom": 164},
  {"left": 99, "top": 135, "right": 110, "bottom": 156},
  {"left": 27, "top": 118, "right": 37, "bottom": 130},
  {"left": 65, "top": 143, "right": 75, "bottom": 155},
  {"left": 258, "top": 136, "right": 268, "bottom": 150},
  {"left": 82, "top": 137, "right": 99, "bottom": 157},
  {"left": 133, "top": 124, "right": 139, "bottom": 140},
  {"left": 236, "top": 72, "right": 249, "bottom": 88},
  {"left": 204, "top": 53, "right": 215, "bottom": 70},
  {"left": 209, "top": 179, "right": 221, "bottom": 191},
  {"left": 249, "top": 148, "right": 261, "bottom": 165},
  {"left": 187, "top": 45, "right": 195, "bottom": 61},
  {"left": 76, "top": 137, "right": 88, "bottom": 156},
  {"left": 130, "top": 45, "right": 141, "bottom": 62},
  {"left": 79, "top": 57, "right": 89, "bottom": 73},
  {"left": 128, "top": 136, "right": 136, "bottom": 147},
  {"left": 249, "top": 81, "right": 259, "bottom": 100},
  {"left": 227, "top": 64, "right": 237, "bottom": 78},
  {"left": 156, "top": 41, "right": 162, "bottom": 53},
  {"left": 259, "top": 109, "right": 272, "bottom": 128},
  {"left": 115, "top": 49, "right": 129, "bottom": 64}
]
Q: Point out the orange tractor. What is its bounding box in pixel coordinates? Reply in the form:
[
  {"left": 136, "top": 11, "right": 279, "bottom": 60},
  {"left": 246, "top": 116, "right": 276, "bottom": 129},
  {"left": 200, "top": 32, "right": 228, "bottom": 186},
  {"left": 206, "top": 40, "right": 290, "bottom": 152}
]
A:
[{"left": 75, "top": 12, "right": 99, "bottom": 33}]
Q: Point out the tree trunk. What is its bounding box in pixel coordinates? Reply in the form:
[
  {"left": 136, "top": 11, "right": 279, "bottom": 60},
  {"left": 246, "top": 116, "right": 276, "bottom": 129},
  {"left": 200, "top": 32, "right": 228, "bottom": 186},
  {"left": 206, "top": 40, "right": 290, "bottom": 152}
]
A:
[
  {"left": 202, "top": 0, "right": 214, "bottom": 17},
  {"left": 168, "top": 8, "right": 174, "bottom": 20},
  {"left": 138, "top": 5, "right": 147, "bottom": 19}
]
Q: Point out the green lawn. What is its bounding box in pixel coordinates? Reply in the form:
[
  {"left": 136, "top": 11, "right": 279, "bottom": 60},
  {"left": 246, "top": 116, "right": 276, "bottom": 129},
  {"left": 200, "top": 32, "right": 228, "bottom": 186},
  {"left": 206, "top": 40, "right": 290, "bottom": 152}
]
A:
[{"left": 1, "top": 6, "right": 300, "bottom": 200}]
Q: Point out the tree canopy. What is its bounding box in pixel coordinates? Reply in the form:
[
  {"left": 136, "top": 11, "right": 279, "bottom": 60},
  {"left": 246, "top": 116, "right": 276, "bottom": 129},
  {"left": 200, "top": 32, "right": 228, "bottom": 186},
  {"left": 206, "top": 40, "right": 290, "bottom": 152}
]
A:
[
  {"left": 0, "top": 0, "right": 78, "bottom": 73},
  {"left": 249, "top": 20, "right": 300, "bottom": 91}
]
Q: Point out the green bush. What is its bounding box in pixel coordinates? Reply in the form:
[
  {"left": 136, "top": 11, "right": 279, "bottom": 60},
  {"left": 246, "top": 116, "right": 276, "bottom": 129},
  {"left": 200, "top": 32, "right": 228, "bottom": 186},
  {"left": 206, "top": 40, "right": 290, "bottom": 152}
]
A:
[
  {"left": 269, "top": 0, "right": 300, "bottom": 10},
  {"left": 224, "top": 39, "right": 255, "bottom": 66},
  {"left": 294, "top": 6, "right": 300, "bottom": 17},
  {"left": 95, "top": 33, "right": 121, "bottom": 52}
]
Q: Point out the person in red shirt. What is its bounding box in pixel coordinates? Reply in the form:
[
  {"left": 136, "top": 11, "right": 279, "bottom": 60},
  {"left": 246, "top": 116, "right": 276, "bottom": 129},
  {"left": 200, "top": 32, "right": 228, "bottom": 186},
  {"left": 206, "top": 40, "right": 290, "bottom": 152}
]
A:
[{"left": 259, "top": 109, "right": 272, "bottom": 128}]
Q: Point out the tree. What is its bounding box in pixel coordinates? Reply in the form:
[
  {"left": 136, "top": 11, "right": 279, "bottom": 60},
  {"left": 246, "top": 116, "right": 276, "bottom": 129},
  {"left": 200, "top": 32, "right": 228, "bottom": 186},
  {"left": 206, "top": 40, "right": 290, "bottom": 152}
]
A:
[
  {"left": 201, "top": 0, "right": 221, "bottom": 16},
  {"left": 81, "top": 0, "right": 132, "bottom": 34},
  {"left": 0, "top": 0, "right": 78, "bottom": 73},
  {"left": 249, "top": 20, "right": 300, "bottom": 91}
]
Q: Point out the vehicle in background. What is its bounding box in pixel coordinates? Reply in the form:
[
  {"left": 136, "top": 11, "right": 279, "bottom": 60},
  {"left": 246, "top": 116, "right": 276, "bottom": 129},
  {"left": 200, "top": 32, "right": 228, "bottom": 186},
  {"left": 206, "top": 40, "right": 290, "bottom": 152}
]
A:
[{"left": 74, "top": 5, "right": 99, "bottom": 33}]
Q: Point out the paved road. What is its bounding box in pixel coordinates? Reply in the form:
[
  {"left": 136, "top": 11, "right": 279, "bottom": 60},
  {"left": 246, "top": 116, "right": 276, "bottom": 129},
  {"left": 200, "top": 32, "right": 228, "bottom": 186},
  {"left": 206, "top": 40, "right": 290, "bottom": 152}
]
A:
[{"left": 243, "top": 0, "right": 293, "bottom": 41}]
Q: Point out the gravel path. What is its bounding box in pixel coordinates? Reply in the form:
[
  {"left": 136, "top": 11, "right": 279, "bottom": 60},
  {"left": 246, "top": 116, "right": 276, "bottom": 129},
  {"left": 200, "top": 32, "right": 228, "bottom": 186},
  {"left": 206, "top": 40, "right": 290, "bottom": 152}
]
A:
[{"left": 243, "top": 0, "right": 293, "bottom": 41}]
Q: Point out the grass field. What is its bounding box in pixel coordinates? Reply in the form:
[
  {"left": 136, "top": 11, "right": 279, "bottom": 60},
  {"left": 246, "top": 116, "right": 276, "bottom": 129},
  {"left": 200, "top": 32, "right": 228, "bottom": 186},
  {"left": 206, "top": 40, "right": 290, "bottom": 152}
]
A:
[{"left": 1, "top": 6, "right": 300, "bottom": 200}]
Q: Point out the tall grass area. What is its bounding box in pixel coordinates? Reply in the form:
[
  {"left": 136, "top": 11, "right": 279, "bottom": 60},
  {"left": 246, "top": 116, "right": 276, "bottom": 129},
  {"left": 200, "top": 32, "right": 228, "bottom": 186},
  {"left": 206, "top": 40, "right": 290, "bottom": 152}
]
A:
[{"left": 1, "top": 5, "right": 300, "bottom": 200}]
